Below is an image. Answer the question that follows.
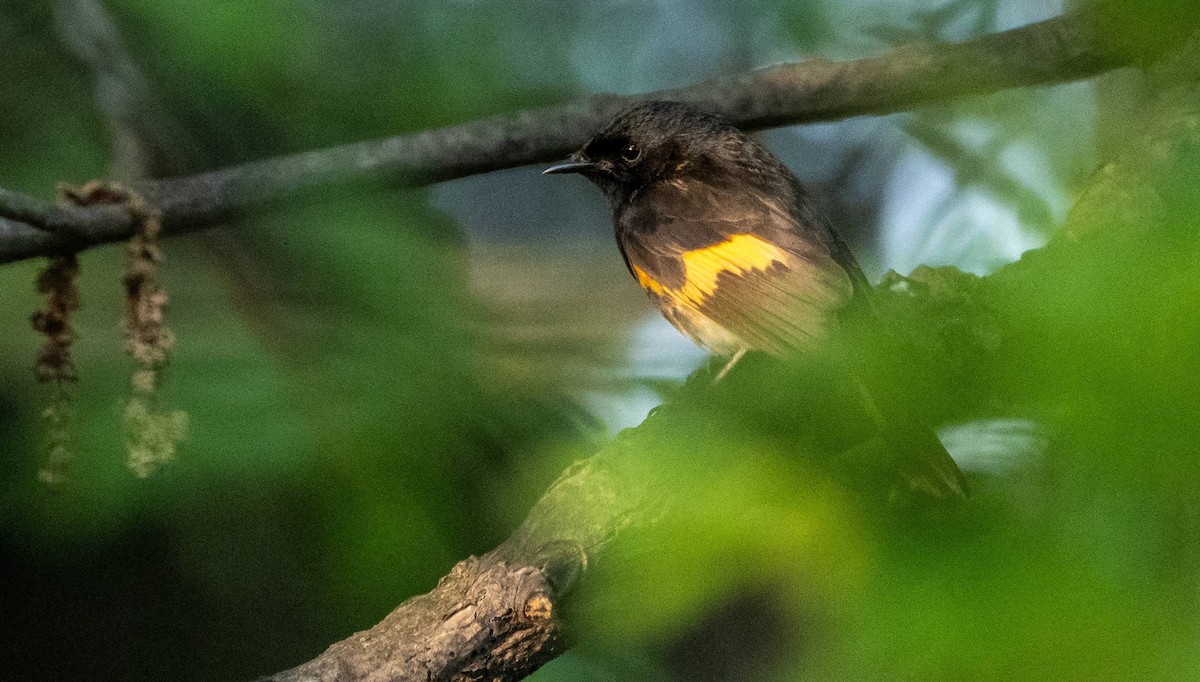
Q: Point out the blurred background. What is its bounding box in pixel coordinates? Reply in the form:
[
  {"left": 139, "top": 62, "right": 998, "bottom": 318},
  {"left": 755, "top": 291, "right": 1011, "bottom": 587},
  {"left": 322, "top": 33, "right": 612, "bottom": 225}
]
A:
[{"left": 3, "top": 0, "right": 1197, "bottom": 680}]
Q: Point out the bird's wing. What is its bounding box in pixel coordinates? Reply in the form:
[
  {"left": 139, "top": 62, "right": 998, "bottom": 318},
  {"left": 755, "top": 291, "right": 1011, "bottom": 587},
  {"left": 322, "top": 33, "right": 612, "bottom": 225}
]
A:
[
  {"left": 619, "top": 182, "right": 855, "bottom": 356},
  {"left": 620, "top": 179, "right": 968, "bottom": 500}
]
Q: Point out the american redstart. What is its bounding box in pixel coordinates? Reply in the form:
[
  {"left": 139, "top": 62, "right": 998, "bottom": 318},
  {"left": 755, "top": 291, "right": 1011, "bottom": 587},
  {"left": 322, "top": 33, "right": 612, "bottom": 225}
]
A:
[{"left": 545, "top": 100, "right": 967, "bottom": 499}]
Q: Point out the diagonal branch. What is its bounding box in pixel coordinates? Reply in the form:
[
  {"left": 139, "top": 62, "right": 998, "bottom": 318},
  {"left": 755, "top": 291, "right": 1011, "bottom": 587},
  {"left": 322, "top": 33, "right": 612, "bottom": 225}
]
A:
[
  {"left": 0, "top": 9, "right": 1150, "bottom": 265},
  {"left": 53, "top": 0, "right": 195, "bottom": 181}
]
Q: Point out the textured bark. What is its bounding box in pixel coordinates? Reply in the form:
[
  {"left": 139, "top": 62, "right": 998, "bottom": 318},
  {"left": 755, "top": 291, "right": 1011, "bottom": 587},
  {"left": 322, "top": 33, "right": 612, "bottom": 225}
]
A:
[
  {"left": 0, "top": 9, "right": 1151, "bottom": 265},
  {"left": 264, "top": 554, "right": 563, "bottom": 682}
]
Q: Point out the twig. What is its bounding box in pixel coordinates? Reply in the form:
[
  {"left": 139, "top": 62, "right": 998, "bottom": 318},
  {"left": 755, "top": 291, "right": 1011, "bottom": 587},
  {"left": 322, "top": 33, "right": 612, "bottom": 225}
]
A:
[
  {"left": 52, "top": 0, "right": 194, "bottom": 180},
  {"left": 0, "top": 188, "right": 55, "bottom": 229},
  {"left": 0, "top": 10, "right": 1145, "bottom": 265}
]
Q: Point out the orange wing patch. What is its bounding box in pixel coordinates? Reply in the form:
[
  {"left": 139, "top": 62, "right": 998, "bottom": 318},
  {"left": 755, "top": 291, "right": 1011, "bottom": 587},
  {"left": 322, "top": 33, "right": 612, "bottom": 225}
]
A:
[
  {"left": 633, "top": 263, "right": 667, "bottom": 297},
  {"left": 633, "top": 234, "right": 788, "bottom": 306}
]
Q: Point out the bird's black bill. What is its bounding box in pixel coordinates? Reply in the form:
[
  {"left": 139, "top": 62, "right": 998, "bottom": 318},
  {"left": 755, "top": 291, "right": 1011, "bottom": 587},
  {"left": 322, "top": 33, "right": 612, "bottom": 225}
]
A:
[{"left": 542, "top": 160, "right": 597, "bottom": 175}]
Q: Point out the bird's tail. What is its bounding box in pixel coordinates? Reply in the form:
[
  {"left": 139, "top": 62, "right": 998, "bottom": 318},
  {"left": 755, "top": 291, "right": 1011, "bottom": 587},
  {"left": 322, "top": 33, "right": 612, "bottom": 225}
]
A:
[{"left": 852, "top": 376, "right": 969, "bottom": 501}]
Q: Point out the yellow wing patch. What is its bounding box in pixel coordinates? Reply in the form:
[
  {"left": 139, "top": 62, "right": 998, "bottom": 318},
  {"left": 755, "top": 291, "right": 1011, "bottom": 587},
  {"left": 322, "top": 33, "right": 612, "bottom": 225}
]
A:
[
  {"left": 633, "top": 234, "right": 788, "bottom": 306},
  {"left": 633, "top": 264, "right": 668, "bottom": 297}
]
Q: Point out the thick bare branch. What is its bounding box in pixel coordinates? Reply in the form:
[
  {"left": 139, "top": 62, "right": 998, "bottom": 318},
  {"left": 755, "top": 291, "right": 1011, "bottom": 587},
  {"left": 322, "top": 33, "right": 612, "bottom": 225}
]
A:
[
  {"left": 0, "top": 10, "right": 1142, "bottom": 265},
  {"left": 263, "top": 552, "right": 565, "bottom": 682}
]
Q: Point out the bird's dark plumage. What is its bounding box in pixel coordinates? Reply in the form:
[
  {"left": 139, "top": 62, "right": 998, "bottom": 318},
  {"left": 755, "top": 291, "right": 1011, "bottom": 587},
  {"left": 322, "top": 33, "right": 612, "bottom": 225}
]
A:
[{"left": 545, "top": 100, "right": 967, "bottom": 499}]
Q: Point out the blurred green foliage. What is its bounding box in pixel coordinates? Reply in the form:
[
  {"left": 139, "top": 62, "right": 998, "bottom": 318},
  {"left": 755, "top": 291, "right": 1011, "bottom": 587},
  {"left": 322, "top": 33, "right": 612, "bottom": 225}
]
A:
[{"left": 1, "top": 1, "right": 1198, "bottom": 681}]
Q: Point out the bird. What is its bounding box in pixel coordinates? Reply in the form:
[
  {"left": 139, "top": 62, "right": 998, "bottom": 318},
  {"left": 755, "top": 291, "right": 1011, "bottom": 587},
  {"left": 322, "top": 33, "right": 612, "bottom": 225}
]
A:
[{"left": 544, "top": 100, "right": 967, "bottom": 500}]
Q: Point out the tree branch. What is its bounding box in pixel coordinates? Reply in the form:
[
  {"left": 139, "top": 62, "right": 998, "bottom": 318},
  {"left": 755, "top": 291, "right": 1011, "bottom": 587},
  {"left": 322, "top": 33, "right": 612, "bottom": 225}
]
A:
[
  {"left": 53, "top": 0, "right": 199, "bottom": 181},
  {"left": 0, "top": 188, "right": 55, "bottom": 228},
  {"left": 0, "top": 9, "right": 1143, "bottom": 265}
]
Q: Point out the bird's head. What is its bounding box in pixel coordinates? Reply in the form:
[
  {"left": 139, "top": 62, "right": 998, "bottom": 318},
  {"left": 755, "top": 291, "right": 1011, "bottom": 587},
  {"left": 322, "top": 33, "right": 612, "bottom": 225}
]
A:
[{"left": 544, "top": 100, "right": 746, "bottom": 204}]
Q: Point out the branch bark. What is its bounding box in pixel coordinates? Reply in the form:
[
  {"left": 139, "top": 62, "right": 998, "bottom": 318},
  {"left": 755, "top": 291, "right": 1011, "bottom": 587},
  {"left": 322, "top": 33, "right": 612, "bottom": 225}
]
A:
[
  {"left": 0, "top": 188, "right": 56, "bottom": 228},
  {"left": 0, "top": 9, "right": 1144, "bottom": 265}
]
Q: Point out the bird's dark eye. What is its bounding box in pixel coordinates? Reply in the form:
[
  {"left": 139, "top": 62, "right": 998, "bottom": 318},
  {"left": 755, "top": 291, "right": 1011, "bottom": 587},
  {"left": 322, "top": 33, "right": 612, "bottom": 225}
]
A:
[{"left": 621, "top": 143, "right": 641, "bottom": 162}]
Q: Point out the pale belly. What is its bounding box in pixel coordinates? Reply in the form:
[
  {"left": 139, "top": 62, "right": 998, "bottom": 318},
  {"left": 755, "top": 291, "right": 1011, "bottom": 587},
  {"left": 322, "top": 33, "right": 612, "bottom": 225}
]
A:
[{"left": 657, "top": 300, "right": 747, "bottom": 357}]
